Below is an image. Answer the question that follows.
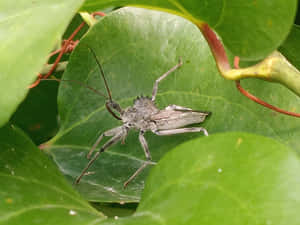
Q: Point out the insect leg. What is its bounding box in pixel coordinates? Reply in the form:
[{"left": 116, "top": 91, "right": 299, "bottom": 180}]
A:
[
  {"left": 151, "top": 59, "right": 183, "bottom": 102},
  {"left": 87, "top": 133, "right": 104, "bottom": 159},
  {"left": 138, "top": 130, "right": 152, "bottom": 160},
  {"left": 123, "top": 130, "right": 153, "bottom": 187},
  {"left": 75, "top": 127, "right": 127, "bottom": 184},
  {"left": 154, "top": 127, "right": 208, "bottom": 136},
  {"left": 123, "top": 162, "right": 150, "bottom": 188},
  {"left": 87, "top": 126, "right": 124, "bottom": 159}
]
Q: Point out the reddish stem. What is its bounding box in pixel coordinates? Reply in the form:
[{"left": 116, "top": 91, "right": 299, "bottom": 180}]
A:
[
  {"left": 48, "top": 48, "right": 62, "bottom": 57},
  {"left": 29, "top": 11, "right": 106, "bottom": 88},
  {"left": 62, "top": 40, "right": 80, "bottom": 53},
  {"left": 199, "top": 23, "right": 231, "bottom": 72},
  {"left": 28, "top": 74, "right": 43, "bottom": 88},
  {"left": 234, "top": 56, "right": 300, "bottom": 117},
  {"left": 29, "top": 22, "right": 85, "bottom": 88},
  {"left": 44, "top": 21, "right": 86, "bottom": 80},
  {"left": 91, "top": 11, "right": 106, "bottom": 17},
  {"left": 200, "top": 24, "right": 299, "bottom": 118},
  {"left": 233, "top": 56, "right": 240, "bottom": 69}
]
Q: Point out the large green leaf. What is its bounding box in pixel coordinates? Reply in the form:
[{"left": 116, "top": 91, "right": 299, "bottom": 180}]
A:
[
  {"left": 0, "top": 124, "right": 105, "bottom": 225},
  {"left": 46, "top": 8, "right": 300, "bottom": 202},
  {"left": 9, "top": 14, "right": 90, "bottom": 145},
  {"left": 0, "top": 0, "right": 84, "bottom": 127},
  {"left": 99, "top": 132, "right": 300, "bottom": 225},
  {"left": 3, "top": 131, "right": 300, "bottom": 224},
  {"left": 135, "top": 133, "right": 300, "bottom": 225},
  {"left": 10, "top": 81, "right": 59, "bottom": 145},
  {"left": 80, "top": 0, "right": 297, "bottom": 60}
]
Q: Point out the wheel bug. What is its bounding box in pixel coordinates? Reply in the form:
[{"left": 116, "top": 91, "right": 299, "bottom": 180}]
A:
[{"left": 75, "top": 48, "right": 211, "bottom": 187}]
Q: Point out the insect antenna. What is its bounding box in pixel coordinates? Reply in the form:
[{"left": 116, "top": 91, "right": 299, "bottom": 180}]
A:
[
  {"left": 41, "top": 77, "right": 108, "bottom": 99},
  {"left": 88, "top": 47, "right": 113, "bottom": 103},
  {"left": 88, "top": 47, "right": 123, "bottom": 120}
]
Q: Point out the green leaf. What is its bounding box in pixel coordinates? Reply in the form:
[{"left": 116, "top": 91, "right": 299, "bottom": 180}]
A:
[
  {"left": 0, "top": 0, "right": 84, "bottom": 127},
  {"left": 135, "top": 132, "right": 300, "bottom": 225},
  {"left": 47, "top": 8, "right": 300, "bottom": 202},
  {"left": 80, "top": 0, "right": 297, "bottom": 60},
  {"left": 9, "top": 14, "right": 91, "bottom": 145},
  {"left": 3, "top": 130, "right": 300, "bottom": 224},
  {"left": 10, "top": 81, "right": 59, "bottom": 145},
  {"left": 279, "top": 25, "right": 300, "bottom": 71},
  {"left": 0, "top": 124, "right": 105, "bottom": 225},
  {"left": 91, "top": 202, "right": 137, "bottom": 218}
]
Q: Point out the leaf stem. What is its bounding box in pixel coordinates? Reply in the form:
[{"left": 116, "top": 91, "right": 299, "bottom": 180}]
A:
[
  {"left": 197, "top": 23, "right": 231, "bottom": 73},
  {"left": 198, "top": 23, "right": 300, "bottom": 96},
  {"left": 29, "top": 11, "right": 106, "bottom": 89},
  {"left": 197, "top": 22, "right": 300, "bottom": 117},
  {"left": 234, "top": 56, "right": 300, "bottom": 117}
]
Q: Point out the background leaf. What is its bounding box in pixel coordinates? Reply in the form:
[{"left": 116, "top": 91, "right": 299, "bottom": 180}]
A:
[
  {"left": 0, "top": 124, "right": 105, "bottom": 225},
  {"left": 3, "top": 126, "right": 300, "bottom": 224},
  {"left": 10, "top": 81, "right": 59, "bottom": 145},
  {"left": 9, "top": 14, "right": 90, "bottom": 145},
  {"left": 80, "top": 0, "right": 297, "bottom": 60},
  {"left": 0, "top": 0, "right": 84, "bottom": 127},
  {"left": 47, "top": 8, "right": 300, "bottom": 202},
  {"left": 279, "top": 25, "right": 300, "bottom": 70},
  {"left": 76, "top": 132, "right": 300, "bottom": 225},
  {"left": 136, "top": 132, "right": 300, "bottom": 225}
]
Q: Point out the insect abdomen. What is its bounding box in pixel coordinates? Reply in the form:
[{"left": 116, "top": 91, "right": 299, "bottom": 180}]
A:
[{"left": 152, "top": 111, "right": 209, "bottom": 130}]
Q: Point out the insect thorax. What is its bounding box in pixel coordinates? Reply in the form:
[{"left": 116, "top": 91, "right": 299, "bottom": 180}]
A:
[{"left": 121, "top": 96, "right": 159, "bottom": 130}]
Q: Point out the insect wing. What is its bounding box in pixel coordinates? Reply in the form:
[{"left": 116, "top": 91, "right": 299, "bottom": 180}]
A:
[{"left": 151, "top": 107, "right": 209, "bottom": 130}]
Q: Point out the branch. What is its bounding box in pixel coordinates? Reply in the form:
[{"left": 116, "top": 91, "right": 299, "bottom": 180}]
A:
[
  {"left": 197, "top": 23, "right": 300, "bottom": 117},
  {"left": 197, "top": 23, "right": 300, "bottom": 97}
]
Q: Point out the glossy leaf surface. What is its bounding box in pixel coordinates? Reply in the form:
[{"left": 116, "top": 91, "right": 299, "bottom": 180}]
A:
[
  {"left": 3, "top": 126, "right": 300, "bottom": 224},
  {"left": 81, "top": 0, "right": 297, "bottom": 60},
  {"left": 137, "top": 133, "right": 300, "bottom": 225},
  {"left": 47, "top": 8, "right": 300, "bottom": 202},
  {"left": 0, "top": 124, "right": 105, "bottom": 225},
  {"left": 0, "top": 0, "right": 83, "bottom": 126}
]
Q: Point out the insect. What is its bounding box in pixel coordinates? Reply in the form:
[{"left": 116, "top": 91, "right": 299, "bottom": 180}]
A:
[{"left": 75, "top": 48, "right": 211, "bottom": 187}]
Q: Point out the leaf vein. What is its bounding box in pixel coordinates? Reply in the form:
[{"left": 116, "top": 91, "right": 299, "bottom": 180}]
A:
[
  {"left": 0, "top": 204, "right": 98, "bottom": 222},
  {"left": 49, "top": 144, "right": 155, "bottom": 164},
  {"left": 0, "top": 172, "right": 95, "bottom": 211}
]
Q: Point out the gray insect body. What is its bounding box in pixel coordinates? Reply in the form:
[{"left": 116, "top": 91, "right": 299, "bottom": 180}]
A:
[
  {"left": 122, "top": 97, "right": 158, "bottom": 131},
  {"left": 75, "top": 50, "right": 210, "bottom": 187},
  {"left": 151, "top": 104, "right": 208, "bottom": 131},
  {"left": 121, "top": 96, "right": 209, "bottom": 133}
]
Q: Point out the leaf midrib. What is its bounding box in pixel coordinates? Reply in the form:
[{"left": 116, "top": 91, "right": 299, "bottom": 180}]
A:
[
  {"left": 0, "top": 204, "right": 102, "bottom": 223},
  {"left": 0, "top": 172, "right": 97, "bottom": 213}
]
